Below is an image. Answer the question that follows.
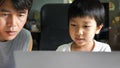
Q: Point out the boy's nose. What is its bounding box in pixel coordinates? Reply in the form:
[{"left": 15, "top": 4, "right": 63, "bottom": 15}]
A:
[{"left": 76, "top": 28, "right": 84, "bottom": 35}]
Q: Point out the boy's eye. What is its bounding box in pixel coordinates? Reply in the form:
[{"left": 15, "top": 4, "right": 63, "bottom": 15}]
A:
[{"left": 84, "top": 25, "right": 91, "bottom": 28}]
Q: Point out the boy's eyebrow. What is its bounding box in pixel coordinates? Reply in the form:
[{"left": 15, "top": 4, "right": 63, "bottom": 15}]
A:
[{"left": 0, "top": 8, "right": 10, "bottom": 12}]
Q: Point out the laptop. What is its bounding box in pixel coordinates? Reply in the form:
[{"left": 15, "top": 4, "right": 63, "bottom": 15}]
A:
[{"left": 14, "top": 51, "right": 120, "bottom": 68}]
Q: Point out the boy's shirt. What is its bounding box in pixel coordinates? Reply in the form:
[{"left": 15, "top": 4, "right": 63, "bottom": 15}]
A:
[{"left": 56, "top": 40, "right": 111, "bottom": 52}]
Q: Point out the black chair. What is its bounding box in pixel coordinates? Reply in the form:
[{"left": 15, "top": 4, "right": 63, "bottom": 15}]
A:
[
  {"left": 94, "top": 3, "right": 109, "bottom": 42},
  {"left": 40, "top": 4, "right": 72, "bottom": 50}
]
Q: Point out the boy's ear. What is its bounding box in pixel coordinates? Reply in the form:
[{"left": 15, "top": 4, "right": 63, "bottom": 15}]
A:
[{"left": 95, "top": 24, "right": 103, "bottom": 34}]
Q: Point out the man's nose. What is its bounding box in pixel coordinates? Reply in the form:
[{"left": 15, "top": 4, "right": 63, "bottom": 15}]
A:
[{"left": 7, "top": 15, "right": 17, "bottom": 27}]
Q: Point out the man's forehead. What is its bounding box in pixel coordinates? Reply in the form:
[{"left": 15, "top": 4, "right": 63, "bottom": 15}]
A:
[
  {"left": 0, "top": 2, "right": 28, "bottom": 12},
  {"left": 0, "top": 8, "right": 28, "bottom": 14}
]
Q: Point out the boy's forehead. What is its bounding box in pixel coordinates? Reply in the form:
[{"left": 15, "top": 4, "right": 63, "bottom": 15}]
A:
[
  {"left": 70, "top": 16, "right": 97, "bottom": 24},
  {"left": 71, "top": 16, "right": 94, "bottom": 20}
]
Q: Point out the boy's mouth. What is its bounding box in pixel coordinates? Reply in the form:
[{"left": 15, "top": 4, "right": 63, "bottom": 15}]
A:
[{"left": 75, "top": 37, "right": 85, "bottom": 41}]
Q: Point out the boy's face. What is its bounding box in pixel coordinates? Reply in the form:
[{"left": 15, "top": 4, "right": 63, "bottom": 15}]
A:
[
  {"left": 69, "top": 16, "right": 103, "bottom": 47},
  {"left": 0, "top": 0, "right": 28, "bottom": 41}
]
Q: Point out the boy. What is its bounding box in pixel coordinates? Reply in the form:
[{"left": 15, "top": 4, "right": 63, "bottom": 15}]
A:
[
  {"left": 0, "top": 0, "right": 33, "bottom": 67},
  {"left": 56, "top": 0, "right": 111, "bottom": 52}
]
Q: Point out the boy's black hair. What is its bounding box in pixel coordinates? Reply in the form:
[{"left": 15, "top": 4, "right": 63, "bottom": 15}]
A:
[
  {"left": 68, "top": 0, "right": 105, "bottom": 26},
  {"left": 0, "top": 0, "right": 33, "bottom": 12}
]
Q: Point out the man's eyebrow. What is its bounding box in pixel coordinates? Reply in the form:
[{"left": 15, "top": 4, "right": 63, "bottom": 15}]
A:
[
  {"left": 0, "top": 9, "right": 10, "bottom": 12},
  {"left": 18, "top": 10, "right": 27, "bottom": 13}
]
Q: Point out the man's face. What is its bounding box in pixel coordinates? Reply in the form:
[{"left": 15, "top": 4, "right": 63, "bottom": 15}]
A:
[{"left": 0, "top": 0, "right": 28, "bottom": 41}]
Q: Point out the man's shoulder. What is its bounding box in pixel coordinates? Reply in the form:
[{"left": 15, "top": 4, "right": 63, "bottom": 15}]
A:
[
  {"left": 16, "top": 28, "right": 31, "bottom": 39},
  {"left": 21, "top": 28, "right": 30, "bottom": 33},
  {"left": 20, "top": 28, "right": 31, "bottom": 36}
]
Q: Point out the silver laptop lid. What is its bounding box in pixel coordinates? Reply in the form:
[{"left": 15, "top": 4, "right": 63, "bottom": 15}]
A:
[{"left": 14, "top": 51, "right": 120, "bottom": 68}]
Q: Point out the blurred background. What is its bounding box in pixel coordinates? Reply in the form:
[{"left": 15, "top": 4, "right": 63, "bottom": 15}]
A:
[{"left": 24, "top": 0, "right": 120, "bottom": 51}]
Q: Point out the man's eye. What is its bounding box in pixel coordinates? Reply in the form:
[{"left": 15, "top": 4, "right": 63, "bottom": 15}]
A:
[
  {"left": 19, "top": 14, "right": 25, "bottom": 17},
  {"left": 2, "top": 13, "right": 9, "bottom": 16},
  {"left": 70, "top": 24, "right": 76, "bottom": 26}
]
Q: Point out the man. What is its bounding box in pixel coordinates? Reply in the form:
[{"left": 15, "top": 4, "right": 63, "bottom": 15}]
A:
[{"left": 0, "top": 0, "right": 33, "bottom": 67}]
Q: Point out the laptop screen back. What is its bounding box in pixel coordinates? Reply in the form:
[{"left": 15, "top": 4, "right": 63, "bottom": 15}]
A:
[{"left": 14, "top": 51, "right": 120, "bottom": 68}]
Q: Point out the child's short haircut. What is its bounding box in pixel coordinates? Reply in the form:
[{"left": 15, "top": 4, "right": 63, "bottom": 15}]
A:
[{"left": 68, "top": 0, "right": 105, "bottom": 26}]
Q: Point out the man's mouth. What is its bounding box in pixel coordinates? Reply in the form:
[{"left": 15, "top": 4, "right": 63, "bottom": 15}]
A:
[{"left": 6, "top": 31, "right": 17, "bottom": 36}]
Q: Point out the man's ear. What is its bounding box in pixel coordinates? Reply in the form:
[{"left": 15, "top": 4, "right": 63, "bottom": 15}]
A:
[{"left": 95, "top": 24, "right": 103, "bottom": 34}]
